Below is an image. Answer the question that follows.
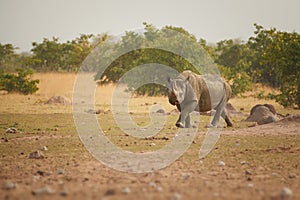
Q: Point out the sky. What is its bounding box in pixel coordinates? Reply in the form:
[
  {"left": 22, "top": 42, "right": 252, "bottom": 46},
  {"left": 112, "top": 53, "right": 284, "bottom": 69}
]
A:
[{"left": 0, "top": 0, "right": 299, "bottom": 52}]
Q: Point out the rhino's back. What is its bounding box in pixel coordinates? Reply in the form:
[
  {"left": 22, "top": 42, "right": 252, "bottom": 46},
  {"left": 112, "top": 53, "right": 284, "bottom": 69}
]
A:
[{"left": 181, "top": 71, "right": 228, "bottom": 111}]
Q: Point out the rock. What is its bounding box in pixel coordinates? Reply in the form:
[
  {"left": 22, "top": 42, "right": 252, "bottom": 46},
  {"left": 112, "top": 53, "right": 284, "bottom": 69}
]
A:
[
  {"left": 150, "top": 143, "right": 156, "bottom": 146},
  {"left": 258, "top": 115, "right": 278, "bottom": 125},
  {"left": 156, "top": 186, "right": 163, "bottom": 192},
  {"left": 217, "top": 161, "right": 225, "bottom": 167},
  {"left": 281, "top": 187, "right": 293, "bottom": 198},
  {"left": 46, "top": 96, "right": 71, "bottom": 105},
  {"left": 246, "top": 104, "right": 281, "bottom": 125},
  {"left": 171, "top": 193, "right": 182, "bottom": 200},
  {"left": 29, "top": 151, "right": 45, "bottom": 159},
  {"left": 59, "top": 191, "right": 68, "bottom": 196},
  {"left": 5, "top": 181, "right": 16, "bottom": 190},
  {"left": 40, "top": 146, "right": 48, "bottom": 151},
  {"left": 245, "top": 170, "right": 252, "bottom": 175},
  {"left": 156, "top": 109, "right": 165, "bottom": 114},
  {"left": 104, "top": 189, "right": 116, "bottom": 196},
  {"left": 36, "top": 170, "right": 52, "bottom": 176},
  {"left": 32, "top": 186, "right": 55, "bottom": 196},
  {"left": 121, "top": 187, "right": 131, "bottom": 194},
  {"left": 6, "top": 127, "right": 17, "bottom": 134},
  {"left": 56, "top": 168, "right": 65, "bottom": 175},
  {"left": 149, "top": 182, "right": 157, "bottom": 188},
  {"left": 247, "top": 183, "right": 254, "bottom": 188},
  {"left": 240, "top": 161, "right": 247, "bottom": 165},
  {"left": 288, "top": 172, "right": 297, "bottom": 179}
]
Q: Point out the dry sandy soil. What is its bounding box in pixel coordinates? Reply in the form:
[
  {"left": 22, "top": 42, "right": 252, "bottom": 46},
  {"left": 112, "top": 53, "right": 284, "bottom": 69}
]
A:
[{"left": 0, "top": 73, "right": 299, "bottom": 200}]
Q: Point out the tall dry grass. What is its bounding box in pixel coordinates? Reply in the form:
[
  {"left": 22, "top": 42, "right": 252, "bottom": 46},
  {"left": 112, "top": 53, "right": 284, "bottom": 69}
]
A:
[{"left": 0, "top": 73, "right": 296, "bottom": 115}]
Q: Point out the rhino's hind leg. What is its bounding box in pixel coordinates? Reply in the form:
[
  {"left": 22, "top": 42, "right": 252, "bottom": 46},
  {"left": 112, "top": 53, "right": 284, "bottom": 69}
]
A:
[{"left": 221, "top": 110, "right": 233, "bottom": 127}]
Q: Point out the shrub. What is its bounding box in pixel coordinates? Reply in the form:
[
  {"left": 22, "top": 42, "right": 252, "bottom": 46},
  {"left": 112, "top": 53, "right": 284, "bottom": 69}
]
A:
[{"left": 0, "top": 68, "right": 39, "bottom": 94}]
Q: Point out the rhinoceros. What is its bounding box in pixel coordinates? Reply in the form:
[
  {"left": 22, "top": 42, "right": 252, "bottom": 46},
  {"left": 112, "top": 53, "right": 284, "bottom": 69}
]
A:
[{"left": 167, "top": 70, "right": 233, "bottom": 128}]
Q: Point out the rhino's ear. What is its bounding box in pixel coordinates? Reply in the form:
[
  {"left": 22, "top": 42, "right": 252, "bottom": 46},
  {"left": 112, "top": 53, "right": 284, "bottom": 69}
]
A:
[
  {"left": 185, "top": 75, "right": 190, "bottom": 82},
  {"left": 167, "top": 77, "right": 172, "bottom": 83}
]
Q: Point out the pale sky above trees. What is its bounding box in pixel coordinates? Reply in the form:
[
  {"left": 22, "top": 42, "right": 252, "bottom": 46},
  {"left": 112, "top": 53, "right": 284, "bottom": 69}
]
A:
[{"left": 0, "top": 0, "right": 299, "bottom": 52}]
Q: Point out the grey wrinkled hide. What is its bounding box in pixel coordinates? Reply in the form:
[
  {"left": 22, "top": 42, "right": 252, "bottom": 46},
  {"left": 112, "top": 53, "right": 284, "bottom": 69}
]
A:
[{"left": 168, "top": 70, "right": 233, "bottom": 128}]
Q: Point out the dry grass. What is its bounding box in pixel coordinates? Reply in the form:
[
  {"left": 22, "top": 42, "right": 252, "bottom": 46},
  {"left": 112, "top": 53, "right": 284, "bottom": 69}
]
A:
[{"left": 1, "top": 73, "right": 300, "bottom": 200}]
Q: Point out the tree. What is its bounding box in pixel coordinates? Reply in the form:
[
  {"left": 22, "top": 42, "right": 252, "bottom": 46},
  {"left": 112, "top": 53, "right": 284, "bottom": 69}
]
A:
[
  {"left": 30, "top": 34, "right": 100, "bottom": 72},
  {"left": 248, "top": 24, "right": 300, "bottom": 108},
  {"left": 94, "top": 23, "right": 213, "bottom": 96},
  {"left": 0, "top": 43, "right": 16, "bottom": 71},
  {"left": 215, "top": 39, "right": 252, "bottom": 95}
]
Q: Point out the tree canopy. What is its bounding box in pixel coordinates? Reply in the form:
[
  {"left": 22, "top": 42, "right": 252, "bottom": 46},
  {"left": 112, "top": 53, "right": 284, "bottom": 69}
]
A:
[{"left": 0, "top": 23, "right": 299, "bottom": 107}]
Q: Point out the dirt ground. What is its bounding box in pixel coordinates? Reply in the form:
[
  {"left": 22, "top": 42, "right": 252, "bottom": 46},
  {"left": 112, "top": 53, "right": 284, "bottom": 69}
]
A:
[{"left": 1, "top": 73, "right": 300, "bottom": 200}]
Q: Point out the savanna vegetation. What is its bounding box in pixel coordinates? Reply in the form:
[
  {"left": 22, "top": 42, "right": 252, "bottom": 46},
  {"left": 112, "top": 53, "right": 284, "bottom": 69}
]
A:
[{"left": 0, "top": 23, "right": 299, "bottom": 108}]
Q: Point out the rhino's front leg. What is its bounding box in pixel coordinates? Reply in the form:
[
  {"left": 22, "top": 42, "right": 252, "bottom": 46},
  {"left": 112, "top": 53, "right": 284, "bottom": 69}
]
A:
[{"left": 176, "top": 101, "right": 197, "bottom": 128}]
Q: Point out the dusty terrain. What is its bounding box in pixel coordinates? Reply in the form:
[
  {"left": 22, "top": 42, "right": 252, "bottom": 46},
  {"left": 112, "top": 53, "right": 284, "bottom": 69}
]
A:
[{"left": 1, "top": 73, "right": 300, "bottom": 200}]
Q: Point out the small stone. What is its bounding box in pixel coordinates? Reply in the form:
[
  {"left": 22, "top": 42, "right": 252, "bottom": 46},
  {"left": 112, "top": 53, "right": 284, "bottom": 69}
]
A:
[
  {"left": 281, "top": 187, "right": 293, "bottom": 198},
  {"left": 272, "top": 172, "right": 279, "bottom": 177},
  {"left": 156, "top": 186, "right": 163, "bottom": 192},
  {"left": 60, "top": 191, "right": 68, "bottom": 196},
  {"left": 217, "top": 161, "right": 225, "bottom": 167},
  {"left": 104, "top": 189, "right": 116, "bottom": 196},
  {"left": 40, "top": 146, "right": 48, "bottom": 151},
  {"left": 150, "top": 143, "right": 156, "bottom": 146},
  {"left": 5, "top": 181, "right": 16, "bottom": 190},
  {"left": 36, "top": 170, "right": 52, "bottom": 176},
  {"left": 288, "top": 172, "right": 297, "bottom": 179},
  {"left": 247, "top": 183, "right": 254, "bottom": 188},
  {"left": 121, "top": 187, "right": 131, "bottom": 194},
  {"left": 245, "top": 170, "right": 252, "bottom": 175},
  {"left": 32, "top": 186, "right": 55, "bottom": 195},
  {"left": 149, "top": 182, "right": 157, "bottom": 188},
  {"left": 156, "top": 109, "right": 165, "bottom": 114},
  {"left": 6, "top": 127, "right": 17, "bottom": 134},
  {"left": 171, "top": 193, "right": 181, "bottom": 200},
  {"left": 29, "top": 151, "right": 45, "bottom": 159},
  {"left": 56, "top": 168, "right": 65, "bottom": 175},
  {"left": 240, "top": 161, "right": 247, "bottom": 165}
]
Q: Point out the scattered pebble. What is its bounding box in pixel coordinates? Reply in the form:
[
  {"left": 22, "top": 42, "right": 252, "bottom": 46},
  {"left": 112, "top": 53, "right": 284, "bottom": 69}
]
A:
[
  {"left": 156, "top": 186, "right": 163, "bottom": 192},
  {"left": 272, "top": 172, "right": 279, "bottom": 177},
  {"left": 240, "top": 161, "right": 247, "bottom": 165},
  {"left": 281, "top": 187, "right": 293, "bottom": 198},
  {"left": 59, "top": 190, "right": 68, "bottom": 196},
  {"left": 104, "top": 189, "right": 116, "bottom": 196},
  {"left": 247, "top": 183, "right": 254, "bottom": 188},
  {"left": 171, "top": 193, "right": 181, "bottom": 200},
  {"left": 156, "top": 109, "right": 165, "bottom": 114},
  {"left": 56, "top": 168, "right": 65, "bottom": 175},
  {"left": 245, "top": 170, "right": 252, "bottom": 175},
  {"left": 149, "top": 182, "right": 157, "bottom": 188},
  {"left": 32, "top": 186, "right": 55, "bottom": 196},
  {"left": 5, "top": 181, "right": 16, "bottom": 190},
  {"left": 121, "top": 187, "right": 131, "bottom": 194},
  {"left": 40, "top": 146, "right": 48, "bottom": 151},
  {"left": 288, "top": 172, "right": 297, "bottom": 179},
  {"left": 36, "top": 170, "right": 52, "bottom": 176},
  {"left": 29, "top": 151, "right": 45, "bottom": 159},
  {"left": 217, "top": 161, "right": 225, "bottom": 167},
  {"left": 150, "top": 143, "right": 156, "bottom": 146},
  {"left": 5, "top": 127, "right": 17, "bottom": 134}
]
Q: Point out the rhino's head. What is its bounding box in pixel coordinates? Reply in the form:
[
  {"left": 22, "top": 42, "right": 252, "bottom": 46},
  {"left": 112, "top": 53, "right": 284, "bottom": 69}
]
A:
[{"left": 167, "top": 76, "right": 190, "bottom": 106}]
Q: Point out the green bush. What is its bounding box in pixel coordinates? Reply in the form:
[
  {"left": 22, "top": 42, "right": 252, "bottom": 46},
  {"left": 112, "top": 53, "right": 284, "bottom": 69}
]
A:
[{"left": 0, "top": 68, "right": 39, "bottom": 94}]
